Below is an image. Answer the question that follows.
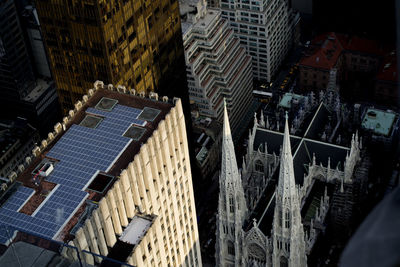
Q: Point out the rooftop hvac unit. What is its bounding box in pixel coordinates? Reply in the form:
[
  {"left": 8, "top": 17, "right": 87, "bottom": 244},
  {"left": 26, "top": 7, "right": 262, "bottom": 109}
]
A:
[{"left": 39, "top": 162, "right": 54, "bottom": 177}]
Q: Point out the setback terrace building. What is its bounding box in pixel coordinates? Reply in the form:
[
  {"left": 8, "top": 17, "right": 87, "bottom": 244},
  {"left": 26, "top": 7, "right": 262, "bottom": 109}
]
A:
[{"left": 180, "top": 0, "right": 253, "bottom": 132}]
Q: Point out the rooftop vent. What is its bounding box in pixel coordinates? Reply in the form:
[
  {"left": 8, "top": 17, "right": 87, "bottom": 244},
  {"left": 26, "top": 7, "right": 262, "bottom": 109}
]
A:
[{"left": 32, "top": 160, "right": 56, "bottom": 179}]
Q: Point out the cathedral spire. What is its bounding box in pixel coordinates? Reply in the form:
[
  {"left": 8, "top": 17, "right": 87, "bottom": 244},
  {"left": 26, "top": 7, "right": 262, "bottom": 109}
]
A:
[
  {"left": 221, "top": 99, "right": 240, "bottom": 184},
  {"left": 272, "top": 113, "right": 307, "bottom": 267},
  {"left": 276, "top": 112, "right": 297, "bottom": 197},
  {"left": 216, "top": 99, "right": 248, "bottom": 266}
]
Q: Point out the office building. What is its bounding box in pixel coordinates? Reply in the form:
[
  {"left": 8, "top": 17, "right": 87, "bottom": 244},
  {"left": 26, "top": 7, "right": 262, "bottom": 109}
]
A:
[
  {"left": 180, "top": 0, "right": 253, "bottom": 131},
  {"left": 21, "top": 4, "right": 52, "bottom": 79},
  {"left": 0, "top": 0, "right": 60, "bottom": 136},
  {"left": 0, "top": 118, "right": 40, "bottom": 179},
  {"left": 35, "top": 0, "right": 188, "bottom": 113},
  {"left": 0, "top": 0, "right": 35, "bottom": 109},
  {"left": 0, "top": 82, "right": 202, "bottom": 266},
  {"left": 220, "top": 0, "right": 293, "bottom": 82}
]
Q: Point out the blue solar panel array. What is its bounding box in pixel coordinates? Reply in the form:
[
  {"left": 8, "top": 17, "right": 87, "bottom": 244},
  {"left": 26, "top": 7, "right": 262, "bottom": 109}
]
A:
[
  {"left": 1, "top": 186, "right": 34, "bottom": 212},
  {"left": 0, "top": 186, "right": 35, "bottom": 244},
  {"left": 0, "top": 103, "right": 147, "bottom": 243},
  {"left": 0, "top": 225, "right": 16, "bottom": 245},
  {"left": 87, "top": 104, "right": 146, "bottom": 127}
]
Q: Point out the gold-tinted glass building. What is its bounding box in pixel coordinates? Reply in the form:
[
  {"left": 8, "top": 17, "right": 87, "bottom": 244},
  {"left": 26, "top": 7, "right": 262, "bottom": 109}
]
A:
[{"left": 36, "top": 0, "right": 186, "bottom": 112}]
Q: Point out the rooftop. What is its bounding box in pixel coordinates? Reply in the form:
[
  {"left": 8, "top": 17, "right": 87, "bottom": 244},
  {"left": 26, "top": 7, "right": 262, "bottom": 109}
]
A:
[
  {"left": 361, "top": 108, "right": 397, "bottom": 136},
  {"left": 253, "top": 103, "right": 350, "bottom": 184},
  {"left": 300, "top": 32, "right": 344, "bottom": 70},
  {"left": 376, "top": 51, "right": 397, "bottom": 82},
  {"left": 278, "top": 93, "right": 305, "bottom": 109},
  {"left": 23, "top": 79, "right": 54, "bottom": 103},
  {"left": 181, "top": 7, "right": 220, "bottom": 36},
  {"left": 337, "top": 35, "right": 385, "bottom": 56},
  {"left": 0, "top": 118, "right": 38, "bottom": 159},
  {"left": 0, "top": 89, "right": 173, "bottom": 244}
]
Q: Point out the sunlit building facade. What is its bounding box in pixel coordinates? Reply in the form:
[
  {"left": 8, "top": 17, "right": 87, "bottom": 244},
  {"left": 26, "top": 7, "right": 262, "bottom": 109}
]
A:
[
  {"left": 0, "top": 81, "right": 202, "bottom": 266},
  {"left": 180, "top": 0, "right": 253, "bottom": 131},
  {"left": 36, "top": 0, "right": 186, "bottom": 112}
]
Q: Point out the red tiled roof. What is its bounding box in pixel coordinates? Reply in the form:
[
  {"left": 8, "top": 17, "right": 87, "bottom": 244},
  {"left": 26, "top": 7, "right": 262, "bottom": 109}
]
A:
[
  {"left": 337, "top": 35, "right": 385, "bottom": 56},
  {"left": 300, "top": 32, "right": 344, "bottom": 70}
]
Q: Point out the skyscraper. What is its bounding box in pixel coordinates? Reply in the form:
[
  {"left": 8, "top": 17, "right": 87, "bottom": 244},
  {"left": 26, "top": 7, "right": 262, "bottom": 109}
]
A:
[
  {"left": 0, "top": 82, "right": 202, "bottom": 266},
  {"left": 220, "top": 0, "right": 293, "bottom": 81},
  {"left": 0, "top": 0, "right": 60, "bottom": 136},
  {"left": 0, "top": 0, "right": 35, "bottom": 108},
  {"left": 180, "top": 0, "right": 253, "bottom": 132},
  {"left": 35, "top": 0, "right": 188, "bottom": 113}
]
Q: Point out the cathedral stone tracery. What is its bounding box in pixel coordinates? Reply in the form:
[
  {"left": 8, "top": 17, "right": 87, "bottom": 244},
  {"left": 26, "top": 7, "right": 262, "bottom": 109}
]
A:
[{"left": 215, "top": 100, "right": 366, "bottom": 266}]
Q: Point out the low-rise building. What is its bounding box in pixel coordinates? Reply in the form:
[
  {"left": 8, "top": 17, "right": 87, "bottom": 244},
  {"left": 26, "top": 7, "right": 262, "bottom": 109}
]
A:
[
  {"left": 361, "top": 107, "right": 399, "bottom": 149},
  {"left": 374, "top": 52, "right": 398, "bottom": 107},
  {"left": 192, "top": 117, "right": 222, "bottom": 179},
  {"left": 0, "top": 118, "right": 39, "bottom": 179},
  {"left": 299, "top": 33, "right": 394, "bottom": 101},
  {"left": 339, "top": 36, "right": 384, "bottom": 73},
  {"left": 299, "top": 32, "right": 344, "bottom": 91}
]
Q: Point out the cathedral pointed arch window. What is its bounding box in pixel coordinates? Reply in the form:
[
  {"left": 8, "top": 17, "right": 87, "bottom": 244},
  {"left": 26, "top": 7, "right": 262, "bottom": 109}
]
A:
[
  {"left": 285, "top": 209, "right": 290, "bottom": 228},
  {"left": 277, "top": 240, "right": 282, "bottom": 249},
  {"left": 228, "top": 241, "right": 235, "bottom": 256},
  {"left": 255, "top": 160, "right": 264, "bottom": 172},
  {"left": 229, "top": 195, "right": 234, "bottom": 213},
  {"left": 285, "top": 242, "right": 290, "bottom": 253},
  {"left": 280, "top": 256, "right": 288, "bottom": 267},
  {"left": 279, "top": 209, "right": 283, "bottom": 227}
]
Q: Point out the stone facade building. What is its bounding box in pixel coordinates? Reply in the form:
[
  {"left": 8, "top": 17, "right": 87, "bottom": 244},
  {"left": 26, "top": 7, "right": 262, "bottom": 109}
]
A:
[
  {"left": 0, "top": 81, "right": 202, "bottom": 266},
  {"left": 215, "top": 94, "right": 369, "bottom": 266}
]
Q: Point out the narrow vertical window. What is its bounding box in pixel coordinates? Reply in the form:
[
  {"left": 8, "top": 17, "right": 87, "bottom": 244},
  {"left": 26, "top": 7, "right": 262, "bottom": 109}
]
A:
[
  {"left": 285, "top": 209, "right": 290, "bottom": 228},
  {"left": 229, "top": 195, "right": 234, "bottom": 213}
]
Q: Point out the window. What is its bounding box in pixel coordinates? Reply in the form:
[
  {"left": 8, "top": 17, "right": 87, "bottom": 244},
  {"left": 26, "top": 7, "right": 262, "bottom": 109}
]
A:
[
  {"left": 229, "top": 195, "right": 234, "bottom": 213},
  {"left": 228, "top": 241, "right": 235, "bottom": 255},
  {"left": 285, "top": 210, "right": 290, "bottom": 228},
  {"left": 255, "top": 160, "right": 263, "bottom": 172},
  {"left": 285, "top": 242, "right": 290, "bottom": 252},
  {"left": 280, "top": 256, "right": 288, "bottom": 267}
]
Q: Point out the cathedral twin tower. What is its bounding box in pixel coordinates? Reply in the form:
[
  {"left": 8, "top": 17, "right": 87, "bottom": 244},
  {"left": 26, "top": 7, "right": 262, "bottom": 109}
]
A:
[{"left": 216, "top": 102, "right": 307, "bottom": 267}]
